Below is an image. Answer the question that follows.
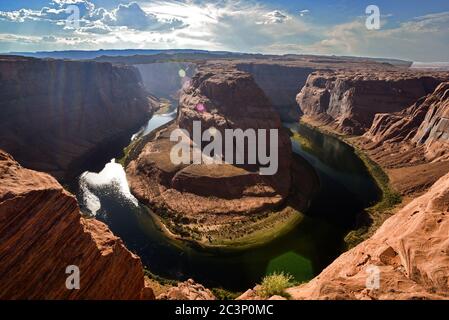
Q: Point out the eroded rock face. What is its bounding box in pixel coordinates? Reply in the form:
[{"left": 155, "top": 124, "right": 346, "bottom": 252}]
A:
[
  {"left": 0, "top": 150, "right": 153, "bottom": 300},
  {"left": 413, "top": 82, "right": 449, "bottom": 161},
  {"left": 364, "top": 82, "right": 449, "bottom": 161},
  {"left": 298, "top": 71, "right": 448, "bottom": 135},
  {"left": 236, "top": 63, "right": 316, "bottom": 122},
  {"left": 177, "top": 66, "right": 293, "bottom": 197},
  {"left": 0, "top": 56, "right": 154, "bottom": 180},
  {"left": 356, "top": 82, "right": 449, "bottom": 195},
  {"left": 286, "top": 171, "right": 449, "bottom": 300},
  {"left": 136, "top": 62, "right": 197, "bottom": 100}
]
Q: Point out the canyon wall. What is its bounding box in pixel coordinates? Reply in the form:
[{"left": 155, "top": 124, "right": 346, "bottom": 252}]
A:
[
  {"left": 298, "top": 71, "right": 447, "bottom": 135},
  {"left": 286, "top": 170, "right": 449, "bottom": 300},
  {"left": 0, "top": 150, "right": 154, "bottom": 299},
  {"left": 0, "top": 56, "right": 155, "bottom": 180},
  {"left": 136, "top": 62, "right": 197, "bottom": 100},
  {"left": 358, "top": 82, "right": 449, "bottom": 195},
  {"left": 365, "top": 82, "right": 449, "bottom": 161},
  {"left": 236, "top": 63, "right": 316, "bottom": 122},
  {"left": 285, "top": 71, "right": 449, "bottom": 300},
  {"left": 412, "top": 82, "right": 449, "bottom": 161}
]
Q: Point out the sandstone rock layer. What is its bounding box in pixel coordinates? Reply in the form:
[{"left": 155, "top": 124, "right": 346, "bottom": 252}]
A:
[
  {"left": 298, "top": 71, "right": 448, "bottom": 135},
  {"left": 287, "top": 171, "right": 449, "bottom": 300},
  {"left": 359, "top": 82, "right": 449, "bottom": 195},
  {"left": 0, "top": 150, "right": 152, "bottom": 300},
  {"left": 157, "top": 279, "right": 216, "bottom": 300}
]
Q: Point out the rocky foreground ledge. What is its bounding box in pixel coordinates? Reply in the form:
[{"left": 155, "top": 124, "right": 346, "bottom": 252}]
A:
[
  {"left": 284, "top": 170, "right": 449, "bottom": 300},
  {"left": 125, "top": 65, "right": 318, "bottom": 247},
  {"left": 0, "top": 150, "right": 154, "bottom": 299}
]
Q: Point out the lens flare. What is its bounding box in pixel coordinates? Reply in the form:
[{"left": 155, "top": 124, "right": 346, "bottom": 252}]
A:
[
  {"left": 196, "top": 103, "right": 206, "bottom": 113},
  {"left": 178, "top": 69, "right": 186, "bottom": 78}
]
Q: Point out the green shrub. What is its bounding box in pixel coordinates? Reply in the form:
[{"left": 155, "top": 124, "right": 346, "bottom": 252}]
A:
[
  {"left": 257, "top": 272, "right": 293, "bottom": 298},
  {"left": 144, "top": 268, "right": 178, "bottom": 286},
  {"left": 211, "top": 288, "right": 241, "bottom": 300}
]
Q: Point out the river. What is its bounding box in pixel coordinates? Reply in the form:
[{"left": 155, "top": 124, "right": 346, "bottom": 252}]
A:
[{"left": 71, "top": 113, "right": 380, "bottom": 292}]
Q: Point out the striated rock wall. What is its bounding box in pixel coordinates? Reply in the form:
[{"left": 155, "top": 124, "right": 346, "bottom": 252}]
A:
[
  {"left": 136, "top": 62, "right": 197, "bottom": 100},
  {"left": 286, "top": 170, "right": 449, "bottom": 300},
  {"left": 236, "top": 63, "right": 316, "bottom": 122},
  {"left": 0, "top": 150, "right": 153, "bottom": 300},
  {"left": 298, "top": 70, "right": 448, "bottom": 135},
  {"left": 355, "top": 82, "right": 449, "bottom": 195},
  {"left": 413, "top": 82, "right": 449, "bottom": 161},
  {"left": 0, "top": 56, "right": 154, "bottom": 180},
  {"left": 365, "top": 82, "right": 449, "bottom": 161}
]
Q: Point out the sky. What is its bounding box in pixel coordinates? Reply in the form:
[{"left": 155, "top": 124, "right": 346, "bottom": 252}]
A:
[{"left": 0, "top": 0, "right": 448, "bottom": 61}]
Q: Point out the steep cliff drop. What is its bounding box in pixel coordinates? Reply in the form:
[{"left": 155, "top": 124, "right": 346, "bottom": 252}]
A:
[
  {"left": 0, "top": 56, "right": 156, "bottom": 181},
  {"left": 0, "top": 150, "right": 154, "bottom": 299},
  {"left": 298, "top": 70, "right": 448, "bottom": 135},
  {"left": 359, "top": 82, "right": 449, "bottom": 195},
  {"left": 126, "top": 64, "right": 318, "bottom": 247},
  {"left": 236, "top": 63, "right": 316, "bottom": 122},
  {"left": 235, "top": 59, "right": 398, "bottom": 123},
  {"left": 285, "top": 170, "right": 449, "bottom": 300},
  {"left": 136, "top": 62, "right": 197, "bottom": 100}
]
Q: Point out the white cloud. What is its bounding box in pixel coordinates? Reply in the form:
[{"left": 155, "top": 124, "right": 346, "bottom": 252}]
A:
[
  {"left": 78, "top": 23, "right": 111, "bottom": 34},
  {"left": 0, "top": 9, "right": 36, "bottom": 22},
  {"left": 0, "top": 1, "right": 448, "bottom": 61},
  {"left": 101, "top": 2, "right": 185, "bottom": 31},
  {"left": 296, "top": 11, "right": 449, "bottom": 61},
  {"left": 259, "top": 10, "right": 290, "bottom": 24},
  {"left": 299, "top": 9, "right": 310, "bottom": 17},
  {"left": 42, "top": 35, "right": 58, "bottom": 42},
  {"left": 0, "top": 33, "right": 41, "bottom": 44},
  {"left": 0, "top": 1, "right": 186, "bottom": 34}
]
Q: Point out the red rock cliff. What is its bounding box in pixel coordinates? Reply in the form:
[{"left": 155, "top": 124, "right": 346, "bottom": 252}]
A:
[
  {"left": 365, "top": 82, "right": 449, "bottom": 161},
  {"left": 236, "top": 63, "right": 317, "bottom": 122},
  {"left": 356, "top": 82, "right": 449, "bottom": 195},
  {"left": 298, "top": 70, "right": 447, "bottom": 135},
  {"left": 0, "top": 150, "right": 153, "bottom": 299},
  {"left": 413, "top": 82, "right": 449, "bottom": 161}
]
